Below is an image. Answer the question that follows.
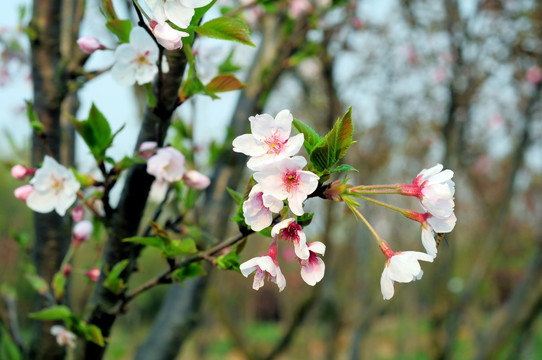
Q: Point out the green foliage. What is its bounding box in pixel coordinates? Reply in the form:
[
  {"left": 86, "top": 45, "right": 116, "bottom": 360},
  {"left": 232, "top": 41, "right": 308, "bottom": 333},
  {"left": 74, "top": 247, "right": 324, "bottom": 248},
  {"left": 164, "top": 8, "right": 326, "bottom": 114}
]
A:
[
  {"left": 52, "top": 272, "right": 66, "bottom": 300},
  {"left": 310, "top": 107, "right": 354, "bottom": 173},
  {"left": 0, "top": 325, "right": 22, "bottom": 360},
  {"left": 106, "top": 19, "right": 132, "bottom": 43},
  {"left": 216, "top": 250, "right": 241, "bottom": 271},
  {"left": 29, "top": 305, "right": 72, "bottom": 321},
  {"left": 25, "top": 272, "right": 49, "bottom": 295},
  {"left": 124, "top": 232, "right": 198, "bottom": 259},
  {"left": 172, "top": 262, "right": 206, "bottom": 283},
  {"left": 9, "top": 230, "right": 30, "bottom": 251},
  {"left": 25, "top": 100, "right": 44, "bottom": 134},
  {"left": 72, "top": 104, "right": 123, "bottom": 163},
  {"left": 292, "top": 118, "right": 322, "bottom": 154},
  {"left": 297, "top": 212, "right": 314, "bottom": 227},
  {"left": 330, "top": 164, "right": 358, "bottom": 174},
  {"left": 103, "top": 259, "right": 130, "bottom": 295},
  {"left": 218, "top": 50, "right": 242, "bottom": 74},
  {"left": 83, "top": 324, "right": 105, "bottom": 347},
  {"left": 195, "top": 17, "right": 255, "bottom": 47}
]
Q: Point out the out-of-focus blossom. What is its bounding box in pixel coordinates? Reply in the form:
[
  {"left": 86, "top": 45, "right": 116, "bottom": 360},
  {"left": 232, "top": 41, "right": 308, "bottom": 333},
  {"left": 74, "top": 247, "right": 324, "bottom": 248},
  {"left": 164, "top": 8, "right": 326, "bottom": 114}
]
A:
[
  {"left": 111, "top": 27, "right": 160, "bottom": 86},
  {"left": 72, "top": 220, "right": 93, "bottom": 246},
  {"left": 380, "top": 250, "right": 433, "bottom": 300},
  {"left": 62, "top": 264, "right": 72, "bottom": 277},
  {"left": 77, "top": 36, "right": 105, "bottom": 54},
  {"left": 147, "top": 146, "right": 186, "bottom": 182},
  {"left": 14, "top": 184, "right": 33, "bottom": 202},
  {"left": 526, "top": 66, "right": 542, "bottom": 85},
  {"left": 50, "top": 326, "right": 76, "bottom": 348},
  {"left": 85, "top": 268, "right": 100, "bottom": 282},
  {"left": 151, "top": 21, "right": 189, "bottom": 50},
  {"left": 26, "top": 156, "right": 80, "bottom": 216},
  {"left": 232, "top": 109, "right": 304, "bottom": 170},
  {"left": 138, "top": 141, "right": 158, "bottom": 160},
  {"left": 300, "top": 241, "right": 326, "bottom": 286},
  {"left": 183, "top": 170, "right": 210, "bottom": 190},
  {"left": 253, "top": 156, "right": 319, "bottom": 216},
  {"left": 271, "top": 218, "right": 309, "bottom": 260},
  {"left": 11, "top": 164, "right": 35, "bottom": 180},
  {"left": 71, "top": 204, "right": 85, "bottom": 223},
  {"left": 243, "top": 184, "right": 283, "bottom": 232},
  {"left": 144, "top": 0, "right": 213, "bottom": 29},
  {"left": 289, "top": 0, "right": 312, "bottom": 18}
]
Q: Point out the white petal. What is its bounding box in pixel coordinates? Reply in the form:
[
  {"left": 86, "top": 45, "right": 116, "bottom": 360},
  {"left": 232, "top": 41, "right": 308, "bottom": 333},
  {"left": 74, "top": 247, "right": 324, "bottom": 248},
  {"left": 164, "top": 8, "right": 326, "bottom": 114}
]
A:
[
  {"left": 273, "top": 109, "right": 293, "bottom": 139},
  {"left": 307, "top": 241, "right": 326, "bottom": 255},
  {"left": 111, "top": 62, "right": 137, "bottom": 86},
  {"left": 271, "top": 218, "right": 294, "bottom": 237},
  {"left": 428, "top": 169, "right": 454, "bottom": 184},
  {"left": 300, "top": 257, "right": 325, "bottom": 286},
  {"left": 273, "top": 265, "right": 286, "bottom": 292},
  {"left": 283, "top": 133, "right": 304, "bottom": 157},
  {"left": 232, "top": 134, "right": 266, "bottom": 156},
  {"left": 294, "top": 232, "right": 310, "bottom": 260},
  {"left": 114, "top": 43, "right": 137, "bottom": 63},
  {"left": 26, "top": 191, "right": 57, "bottom": 213},
  {"left": 262, "top": 194, "right": 283, "bottom": 213},
  {"left": 180, "top": 0, "right": 213, "bottom": 8},
  {"left": 427, "top": 213, "right": 456, "bottom": 233},
  {"left": 249, "top": 114, "right": 276, "bottom": 140},
  {"left": 380, "top": 267, "right": 395, "bottom": 300},
  {"left": 164, "top": 2, "right": 194, "bottom": 28},
  {"left": 135, "top": 63, "right": 158, "bottom": 85},
  {"left": 418, "top": 163, "right": 443, "bottom": 180},
  {"left": 421, "top": 228, "right": 437, "bottom": 258}
]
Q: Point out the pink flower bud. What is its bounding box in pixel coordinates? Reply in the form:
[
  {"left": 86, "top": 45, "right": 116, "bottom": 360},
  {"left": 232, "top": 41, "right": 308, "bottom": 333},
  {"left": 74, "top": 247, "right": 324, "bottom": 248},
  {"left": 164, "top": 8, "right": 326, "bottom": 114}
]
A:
[
  {"left": 151, "top": 22, "right": 189, "bottom": 51},
  {"left": 71, "top": 204, "right": 85, "bottom": 223},
  {"left": 77, "top": 36, "right": 105, "bottom": 54},
  {"left": 85, "top": 268, "right": 100, "bottom": 282},
  {"left": 11, "top": 164, "right": 35, "bottom": 180},
  {"left": 62, "top": 264, "right": 72, "bottom": 277},
  {"left": 72, "top": 220, "right": 93, "bottom": 246},
  {"left": 323, "top": 180, "right": 347, "bottom": 201},
  {"left": 138, "top": 141, "right": 158, "bottom": 160},
  {"left": 183, "top": 170, "right": 210, "bottom": 190},
  {"left": 14, "top": 185, "right": 33, "bottom": 202}
]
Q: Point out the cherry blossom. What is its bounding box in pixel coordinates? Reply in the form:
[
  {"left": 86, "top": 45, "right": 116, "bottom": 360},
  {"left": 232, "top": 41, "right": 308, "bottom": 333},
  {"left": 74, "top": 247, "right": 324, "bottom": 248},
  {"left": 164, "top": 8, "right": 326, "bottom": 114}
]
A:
[
  {"left": 151, "top": 21, "right": 189, "bottom": 50},
  {"left": 144, "top": 0, "right": 213, "bottom": 29},
  {"left": 183, "top": 170, "right": 211, "bottom": 190},
  {"left": 85, "top": 268, "right": 101, "bottom": 282},
  {"left": 71, "top": 204, "right": 85, "bottom": 223},
  {"left": 50, "top": 325, "right": 76, "bottom": 348},
  {"left": 242, "top": 184, "right": 283, "bottom": 231},
  {"left": 406, "top": 210, "right": 457, "bottom": 258},
  {"left": 240, "top": 248, "right": 286, "bottom": 292},
  {"left": 380, "top": 250, "right": 434, "bottom": 300},
  {"left": 26, "top": 156, "right": 80, "bottom": 216},
  {"left": 14, "top": 184, "right": 34, "bottom": 202},
  {"left": 271, "top": 218, "right": 309, "bottom": 260},
  {"left": 76, "top": 36, "right": 105, "bottom": 54},
  {"left": 253, "top": 156, "right": 319, "bottom": 216},
  {"left": 72, "top": 220, "right": 93, "bottom": 246},
  {"left": 111, "top": 27, "right": 160, "bottom": 86},
  {"left": 401, "top": 164, "right": 455, "bottom": 219},
  {"left": 299, "top": 241, "right": 326, "bottom": 286},
  {"left": 232, "top": 109, "right": 304, "bottom": 170},
  {"left": 147, "top": 146, "right": 186, "bottom": 182}
]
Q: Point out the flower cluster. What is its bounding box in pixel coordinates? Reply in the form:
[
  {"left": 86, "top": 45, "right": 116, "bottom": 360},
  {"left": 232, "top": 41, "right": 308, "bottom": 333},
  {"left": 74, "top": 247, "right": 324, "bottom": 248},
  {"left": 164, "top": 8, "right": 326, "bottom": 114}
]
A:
[{"left": 233, "top": 110, "right": 323, "bottom": 291}]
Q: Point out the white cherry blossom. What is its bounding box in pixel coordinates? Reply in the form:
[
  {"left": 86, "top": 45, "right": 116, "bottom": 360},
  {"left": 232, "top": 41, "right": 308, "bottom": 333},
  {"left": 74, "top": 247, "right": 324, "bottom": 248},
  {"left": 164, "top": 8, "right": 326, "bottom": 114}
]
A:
[
  {"left": 50, "top": 325, "right": 77, "bottom": 348},
  {"left": 145, "top": 0, "right": 213, "bottom": 29},
  {"left": 243, "top": 184, "right": 283, "bottom": 231},
  {"left": 413, "top": 164, "right": 455, "bottom": 218},
  {"left": 183, "top": 170, "right": 211, "bottom": 190},
  {"left": 271, "top": 218, "right": 309, "bottom": 260},
  {"left": 111, "top": 27, "right": 160, "bottom": 86},
  {"left": 300, "top": 241, "right": 326, "bottom": 286},
  {"left": 253, "top": 156, "right": 319, "bottom": 216},
  {"left": 240, "top": 254, "right": 286, "bottom": 292},
  {"left": 26, "top": 156, "right": 80, "bottom": 216},
  {"left": 421, "top": 212, "right": 457, "bottom": 258},
  {"left": 147, "top": 146, "right": 186, "bottom": 182},
  {"left": 380, "top": 251, "right": 434, "bottom": 300},
  {"left": 232, "top": 109, "right": 304, "bottom": 170}
]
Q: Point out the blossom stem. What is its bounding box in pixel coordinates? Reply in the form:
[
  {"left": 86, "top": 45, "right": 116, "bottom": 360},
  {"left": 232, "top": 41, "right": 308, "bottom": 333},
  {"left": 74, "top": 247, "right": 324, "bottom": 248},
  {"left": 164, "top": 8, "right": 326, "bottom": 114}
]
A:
[
  {"left": 347, "top": 205, "right": 383, "bottom": 246},
  {"left": 355, "top": 195, "right": 411, "bottom": 217}
]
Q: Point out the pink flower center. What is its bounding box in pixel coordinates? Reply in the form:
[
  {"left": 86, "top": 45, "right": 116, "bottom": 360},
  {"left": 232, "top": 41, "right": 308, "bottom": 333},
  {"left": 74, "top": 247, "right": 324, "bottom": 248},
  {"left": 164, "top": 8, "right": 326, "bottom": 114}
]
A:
[
  {"left": 280, "top": 222, "right": 302, "bottom": 242},
  {"left": 282, "top": 170, "right": 300, "bottom": 192},
  {"left": 264, "top": 134, "right": 287, "bottom": 155},
  {"left": 135, "top": 51, "right": 151, "bottom": 66}
]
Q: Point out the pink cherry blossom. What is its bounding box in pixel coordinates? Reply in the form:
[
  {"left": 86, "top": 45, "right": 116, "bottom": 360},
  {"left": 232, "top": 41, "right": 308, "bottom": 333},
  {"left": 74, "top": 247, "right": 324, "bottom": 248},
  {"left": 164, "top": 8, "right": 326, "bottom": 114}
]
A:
[
  {"left": 26, "top": 156, "right": 80, "bottom": 216},
  {"left": 72, "top": 220, "right": 93, "bottom": 246},
  {"left": 253, "top": 156, "right": 319, "bottom": 216},
  {"left": 147, "top": 146, "right": 186, "bottom": 182},
  {"left": 111, "top": 27, "right": 160, "bottom": 86},
  {"left": 271, "top": 218, "right": 309, "bottom": 260},
  {"left": 240, "top": 243, "right": 286, "bottom": 292},
  {"left": 242, "top": 184, "right": 283, "bottom": 231},
  {"left": 526, "top": 66, "right": 542, "bottom": 85},
  {"left": 145, "top": 0, "right": 213, "bottom": 29},
  {"left": 183, "top": 170, "right": 211, "bottom": 190},
  {"left": 77, "top": 36, "right": 105, "bottom": 54},
  {"left": 71, "top": 204, "right": 85, "bottom": 223},
  {"left": 401, "top": 164, "right": 455, "bottom": 219},
  {"left": 232, "top": 109, "right": 305, "bottom": 170},
  {"left": 50, "top": 325, "right": 76, "bottom": 348},
  {"left": 11, "top": 164, "right": 34, "bottom": 180},
  {"left": 289, "top": 0, "right": 312, "bottom": 18},
  {"left": 85, "top": 268, "right": 101, "bottom": 282},
  {"left": 14, "top": 184, "right": 34, "bottom": 202},
  {"left": 299, "top": 241, "right": 326, "bottom": 286},
  {"left": 380, "top": 250, "right": 433, "bottom": 300},
  {"left": 151, "top": 21, "right": 189, "bottom": 50}
]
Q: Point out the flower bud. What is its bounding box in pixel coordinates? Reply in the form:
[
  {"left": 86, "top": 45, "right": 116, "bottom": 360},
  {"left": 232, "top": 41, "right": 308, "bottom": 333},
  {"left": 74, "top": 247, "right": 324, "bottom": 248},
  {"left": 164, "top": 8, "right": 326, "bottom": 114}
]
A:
[
  {"left": 85, "top": 268, "right": 100, "bottom": 282},
  {"left": 62, "top": 264, "right": 72, "bottom": 277},
  {"left": 323, "top": 180, "right": 347, "bottom": 201},
  {"left": 14, "top": 185, "right": 34, "bottom": 202},
  {"left": 72, "top": 220, "right": 93, "bottom": 246},
  {"left": 183, "top": 170, "right": 211, "bottom": 190},
  {"left": 71, "top": 204, "right": 85, "bottom": 223},
  {"left": 11, "top": 164, "right": 35, "bottom": 180},
  {"left": 77, "top": 36, "right": 105, "bottom": 54},
  {"left": 150, "top": 21, "right": 189, "bottom": 51},
  {"left": 138, "top": 141, "right": 158, "bottom": 160}
]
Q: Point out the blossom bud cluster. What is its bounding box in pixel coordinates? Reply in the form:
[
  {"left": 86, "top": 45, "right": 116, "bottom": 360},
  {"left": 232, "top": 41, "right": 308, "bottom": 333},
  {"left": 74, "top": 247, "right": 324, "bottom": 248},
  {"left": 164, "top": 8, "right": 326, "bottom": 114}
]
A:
[{"left": 233, "top": 110, "right": 323, "bottom": 291}]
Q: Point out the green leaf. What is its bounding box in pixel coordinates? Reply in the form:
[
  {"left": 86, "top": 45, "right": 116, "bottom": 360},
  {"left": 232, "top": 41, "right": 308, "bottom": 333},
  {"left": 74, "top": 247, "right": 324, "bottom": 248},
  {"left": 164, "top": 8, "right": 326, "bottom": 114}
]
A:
[
  {"left": 9, "top": 230, "right": 30, "bottom": 250},
  {"left": 84, "top": 324, "right": 105, "bottom": 347},
  {"left": 0, "top": 325, "right": 22, "bottom": 360},
  {"left": 106, "top": 19, "right": 132, "bottom": 43},
  {"left": 123, "top": 236, "right": 163, "bottom": 249},
  {"left": 52, "top": 272, "right": 66, "bottom": 300},
  {"left": 25, "top": 273, "right": 49, "bottom": 295},
  {"left": 226, "top": 187, "right": 243, "bottom": 205},
  {"left": 218, "top": 49, "right": 242, "bottom": 74},
  {"left": 172, "top": 262, "right": 206, "bottom": 283},
  {"left": 103, "top": 260, "right": 129, "bottom": 294},
  {"left": 178, "top": 63, "right": 215, "bottom": 101},
  {"left": 216, "top": 251, "right": 240, "bottom": 271},
  {"left": 184, "top": 188, "right": 200, "bottom": 209},
  {"left": 25, "top": 100, "right": 44, "bottom": 134},
  {"left": 330, "top": 164, "right": 358, "bottom": 174},
  {"left": 195, "top": 17, "right": 255, "bottom": 47},
  {"left": 205, "top": 74, "right": 245, "bottom": 93},
  {"left": 72, "top": 104, "right": 116, "bottom": 162},
  {"left": 143, "top": 82, "right": 157, "bottom": 108},
  {"left": 292, "top": 118, "right": 322, "bottom": 154},
  {"left": 296, "top": 212, "right": 314, "bottom": 227},
  {"left": 310, "top": 107, "right": 354, "bottom": 172},
  {"left": 168, "top": 238, "right": 198, "bottom": 256},
  {"left": 29, "top": 305, "right": 71, "bottom": 321},
  {"left": 257, "top": 227, "right": 272, "bottom": 238}
]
